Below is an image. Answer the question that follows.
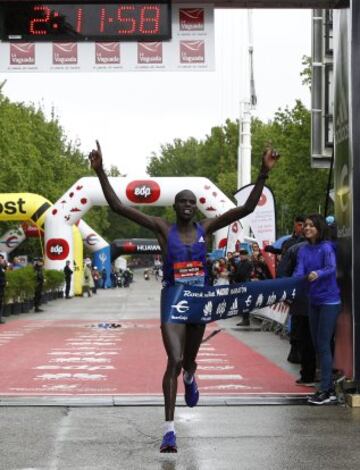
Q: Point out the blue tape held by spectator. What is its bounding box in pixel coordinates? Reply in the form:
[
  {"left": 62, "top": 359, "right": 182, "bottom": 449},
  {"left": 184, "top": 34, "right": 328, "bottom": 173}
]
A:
[{"left": 161, "top": 277, "right": 306, "bottom": 324}]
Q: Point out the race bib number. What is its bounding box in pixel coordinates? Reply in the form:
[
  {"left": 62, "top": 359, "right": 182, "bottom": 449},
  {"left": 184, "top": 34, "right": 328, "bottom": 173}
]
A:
[{"left": 174, "top": 261, "right": 205, "bottom": 286}]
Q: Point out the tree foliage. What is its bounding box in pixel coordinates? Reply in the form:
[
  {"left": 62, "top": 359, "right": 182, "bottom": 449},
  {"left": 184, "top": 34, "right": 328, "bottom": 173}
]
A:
[
  {"left": 0, "top": 92, "right": 111, "bottom": 256},
  {"left": 147, "top": 100, "right": 329, "bottom": 235},
  {"left": 0, "top": 89, "right": 330, "bottom": 252},
  {"left": 300, "top": 55, "right": 312, "bottom": 90}
]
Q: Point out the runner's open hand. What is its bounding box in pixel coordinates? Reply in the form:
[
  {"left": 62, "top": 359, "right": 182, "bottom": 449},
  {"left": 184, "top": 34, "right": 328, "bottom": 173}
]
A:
[
  {"left": 89, "top": 140, "right": 103, "bottom": 172},
  {"left": 308, "top": 271, "right": 319, "bottom": 282},
  {"left": 262, "top": 147, "right": 280, "bottom": 172}
]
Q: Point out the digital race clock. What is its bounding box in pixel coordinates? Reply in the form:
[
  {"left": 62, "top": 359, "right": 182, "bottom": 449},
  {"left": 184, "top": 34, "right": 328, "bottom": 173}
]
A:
[{"left": 0, "top": 1, "right": 171, "bottom": 41}]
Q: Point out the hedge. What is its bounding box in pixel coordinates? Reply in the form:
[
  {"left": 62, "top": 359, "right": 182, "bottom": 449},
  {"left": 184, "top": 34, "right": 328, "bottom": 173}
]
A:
[{"left": 4, "top": 267, "right": 65, "bottom": 304}]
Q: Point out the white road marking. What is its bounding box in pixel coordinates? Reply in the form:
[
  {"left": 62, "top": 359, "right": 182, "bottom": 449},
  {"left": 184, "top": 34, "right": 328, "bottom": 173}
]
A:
[
  {"left": 197, "top": 365, "right": 234, "bottom": 370},
  {"left": 34, "top": 365, "right": 114, "bottom": 371},
  {"left": 50, "top": 357, "right": 110, "bottom": 363},
  {"left": 201, "top": 384, "right": 261, "bottom": 390},
  {"left": 197, "top": 352, "right": 226, "bottom": 356},
  {"left": 197, "top": 358, "right": 228, "bottom": 363},
  {"left": 34, "top": 373, "right": 107, "bottom": 381},
  {"left": 199, "top": 374, "right": 243, "bottom": 380}
]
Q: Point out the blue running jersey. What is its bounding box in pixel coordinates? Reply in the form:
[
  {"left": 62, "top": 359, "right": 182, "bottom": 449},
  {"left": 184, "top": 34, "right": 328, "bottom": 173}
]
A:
[{"left": 162, "top": 223, "right": 208, "bottom": 287}]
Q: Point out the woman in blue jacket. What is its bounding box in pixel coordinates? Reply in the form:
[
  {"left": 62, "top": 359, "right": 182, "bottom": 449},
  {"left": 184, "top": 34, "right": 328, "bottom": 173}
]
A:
[{"left": 293, "top": 214, "right": 341, "bottom": 405}]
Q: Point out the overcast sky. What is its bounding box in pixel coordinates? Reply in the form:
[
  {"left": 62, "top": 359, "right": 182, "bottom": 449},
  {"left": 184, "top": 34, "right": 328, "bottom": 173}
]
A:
[{"left": 1, "top": 8, "right": 311, "bottom": 176}]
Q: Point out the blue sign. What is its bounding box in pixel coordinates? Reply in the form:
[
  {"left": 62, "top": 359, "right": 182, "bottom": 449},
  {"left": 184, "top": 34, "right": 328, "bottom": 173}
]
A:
[
  {"left": 92, "top": 246, "right": 112, "bottom": 288},
  {"left": 161, "top": 277, "right": 306, "bottom": 324}
]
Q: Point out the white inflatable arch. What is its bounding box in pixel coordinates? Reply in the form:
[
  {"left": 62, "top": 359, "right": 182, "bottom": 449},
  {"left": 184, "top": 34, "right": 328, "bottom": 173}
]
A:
[{"left": 44, "top": 176, "right": 236, "bottom": 270}]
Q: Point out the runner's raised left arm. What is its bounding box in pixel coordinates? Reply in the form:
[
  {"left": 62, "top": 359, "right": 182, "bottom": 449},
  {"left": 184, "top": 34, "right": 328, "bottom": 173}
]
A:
[{"left": 202, "top": 148, "right": 279, "bottom": 235}]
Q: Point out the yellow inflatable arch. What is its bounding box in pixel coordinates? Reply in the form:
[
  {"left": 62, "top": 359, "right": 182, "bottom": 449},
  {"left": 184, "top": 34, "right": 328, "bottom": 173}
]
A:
[{"left": 0, "top": 193, "right": 83, "bottom": 295}]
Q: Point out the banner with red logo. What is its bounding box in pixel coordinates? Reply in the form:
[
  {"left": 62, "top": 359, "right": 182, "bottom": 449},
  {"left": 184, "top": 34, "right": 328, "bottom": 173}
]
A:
[
  {"left": 234, "top": 184, "right": 277, "bottom": 276},
  {"left": 0, "top": 4, "right": 214, "bottom": 73},
  {"left": 46, "top": 238, "right": 70, "bottom": 261},
  {"left": 225, "top": 221, "right": 243, "bottom": 254},
  {"left": 234, "top": 184, "right": 276, "bottom": 249},
  {"left": 126, "top": 180, "right": 161, "bottom": 203}
]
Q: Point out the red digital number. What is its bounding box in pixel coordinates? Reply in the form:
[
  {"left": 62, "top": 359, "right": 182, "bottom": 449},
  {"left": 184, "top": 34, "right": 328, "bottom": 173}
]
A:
[
  {"left": 76, "top": 7, "right": 84, "bottom": 33},
  {"left": 140, "top": 6, "right": 160, "bottom": 34},
  {"left": 29, "top": 5, "right": 51, "bottom": 36},
  {"left": 99, "top": 7, "right": 106, "bottom": 33},
  {"left": 117, "top": 5, "right": 136, "bottom": 34}
]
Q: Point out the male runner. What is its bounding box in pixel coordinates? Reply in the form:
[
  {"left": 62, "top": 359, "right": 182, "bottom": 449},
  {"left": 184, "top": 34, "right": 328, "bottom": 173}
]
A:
[{"left": 89, "top": 141, "right": 279, "bottom": 452}]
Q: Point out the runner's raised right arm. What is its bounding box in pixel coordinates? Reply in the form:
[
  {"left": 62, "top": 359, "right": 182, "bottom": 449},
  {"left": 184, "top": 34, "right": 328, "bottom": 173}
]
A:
[{"left": 89, "top": 140, "right": 162, "bottom": 233}]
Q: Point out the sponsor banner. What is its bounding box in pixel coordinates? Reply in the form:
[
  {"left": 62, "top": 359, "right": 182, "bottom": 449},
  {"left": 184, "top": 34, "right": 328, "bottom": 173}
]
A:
[
  {"left": 46, "top": 238, "right": 70, "bottom": 261},
  {"left": 92, "top": 246, "right": 112, "bottom": 288},
  {"left": 234, "top": 184, "right": 276, "bottom": 248},
  {"left": 0, "top": 4, "right": 214, "bottom": 73},
  {"left": 333, "top": 9, "right": 353, "bottom": 379},
  {"left": 161, "top": 277, "right": 305, "bottom": 324},
  {"left": 126, "top": 180, "right": 161, "bottom": 204},
  {"left": 22, "top": 222, "right": 43, "bottom": 238},
  {"left": 121, "top": 240, "right": 161, "bottom": 254},
  {"left": 251, "top": 302, "right": 290, "bottom": 326},
  {"left": 84, "top": 232, "right": 100, "bottom": 247},
  {"left": 226, "top": 221, "right": 243, "bottom": 254},
  {"left": 10, "top": 42, "right": 35, "bottom": 66},
  {"left": 52, "top": 43, "right": 78, "bottom": 66},
  {"left": 179, "top": 40, "right": 205, "bottom": 64},
  {"left": 0, "top": 227, "right": 26, "bottom": 253},
  {"left": 95, "top": 42, "right": 120, "bottom": 65},
  {"left": 351, "top": 0, "right": 360, "bottom": 382},
  {"left": 111, "top": 239, "right": 161, "bottom": 257},
  {"left": 137, "top": 42, "right": 163, "bottom": 65},
  {"left": 179, "top": 8, "right": 205, "bottom": 31},
  {"left": 234, "top": 184, "right": 276, "bottom": 277},
  {"left": 136, "top": 243, "right": 160, "bottom": 252}
]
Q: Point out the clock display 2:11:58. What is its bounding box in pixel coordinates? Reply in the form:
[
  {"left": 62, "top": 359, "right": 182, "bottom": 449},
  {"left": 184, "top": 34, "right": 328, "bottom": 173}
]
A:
[{"left": 6, "top": 2, "right": 171, "bottom": 41}]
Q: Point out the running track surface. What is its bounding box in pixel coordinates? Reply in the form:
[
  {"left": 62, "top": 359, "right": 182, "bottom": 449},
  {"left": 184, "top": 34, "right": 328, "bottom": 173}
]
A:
[{"left": 0, "top": 320, "right": 309, "bottom": 396}]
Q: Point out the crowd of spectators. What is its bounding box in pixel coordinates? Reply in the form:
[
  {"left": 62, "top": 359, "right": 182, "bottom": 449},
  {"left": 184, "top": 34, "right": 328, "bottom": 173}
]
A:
[
  {"left": 80, "top": 259, "right": 134, "bottom": 297},
  {"left": 207, "top": 242, "right": 272, "bottom": 287},
  {"left": 203, "top": 213, "right": 341, "bottom": 404},
  {"left": 206, "top": 242, "right": 272, "bottom": 326}
]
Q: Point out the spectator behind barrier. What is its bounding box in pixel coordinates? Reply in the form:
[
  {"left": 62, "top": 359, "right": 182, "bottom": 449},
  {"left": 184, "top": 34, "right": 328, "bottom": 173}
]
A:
[
  {"left": 293, "top": 214, "right": 341, "bottom": 405},
  {"left": 63, "top": 260, "right": 73, "bottom": 299},
  {"left": 33, "top": 258, "right": 45, "bottom": 313}
]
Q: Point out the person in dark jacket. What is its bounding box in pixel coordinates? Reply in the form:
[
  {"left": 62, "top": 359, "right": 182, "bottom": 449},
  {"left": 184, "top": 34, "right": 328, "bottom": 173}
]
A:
[
  {"left": 276, "top": 217, "right": 305, "bottom": 363},
  {"left": 293, "top": 214, "right": 341, "bottom": 405},
  {"left": 282, "top": 241, "right": 316, "bottom": 385},
  {"left": 63, "top": 260, "right": 73, "bottom": 299},
  {"left": 101, "top": 268, "right": 107, "bottom": 289},
  {"left": 0, "top": 254, "right": 7, "bottom": 324},
  {"left": 33, "top": 258, "right": 45, "bottom": 313},
  {"left": 252, "top": 252, "right": 272, "bottom": 281},
  {"left": 276, "top": 215, "right": 305, "bottom": 277}
]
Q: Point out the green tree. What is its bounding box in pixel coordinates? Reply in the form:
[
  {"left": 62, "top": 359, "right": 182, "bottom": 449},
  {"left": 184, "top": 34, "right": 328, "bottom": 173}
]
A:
[
  {"left": 147, "top": 101, "right": 329, "bottom": 236},
  {"left": 252, "top": 101, "right": 328, "bottom": 233},
  {"left": 300, "top": 55, "right": 312, "bottom": 90},
  {"left": 0, "top": 89, "right": 330, "bottom": 247},
  {"left": 0, "top": 92, "right": 119, "bottom": 254}
]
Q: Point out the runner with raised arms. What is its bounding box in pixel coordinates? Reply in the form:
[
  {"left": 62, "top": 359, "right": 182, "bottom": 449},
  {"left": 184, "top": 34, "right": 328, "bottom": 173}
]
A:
[{"left": 89, "top": 140, "right": 279, "bottom": 453}]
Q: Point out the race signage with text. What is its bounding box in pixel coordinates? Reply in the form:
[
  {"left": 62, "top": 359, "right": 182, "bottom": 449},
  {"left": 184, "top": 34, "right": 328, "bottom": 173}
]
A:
[
  {"left": 161, "top": 277, "right": 306, "bottom": 324},
  {"left": 0, "top": 4, "right": 214, "bottom": 72}
]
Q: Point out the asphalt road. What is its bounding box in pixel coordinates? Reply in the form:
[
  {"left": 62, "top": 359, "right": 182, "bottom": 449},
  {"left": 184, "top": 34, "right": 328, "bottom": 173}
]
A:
[{"left": 1, "top": 272, "right": 360, "bottom": 469}]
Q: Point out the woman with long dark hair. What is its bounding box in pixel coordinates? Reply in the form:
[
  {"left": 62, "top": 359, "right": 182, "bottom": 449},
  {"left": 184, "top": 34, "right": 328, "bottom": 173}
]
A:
[{"left": 293, "top": 214, "right": 341, "bottom": 405}]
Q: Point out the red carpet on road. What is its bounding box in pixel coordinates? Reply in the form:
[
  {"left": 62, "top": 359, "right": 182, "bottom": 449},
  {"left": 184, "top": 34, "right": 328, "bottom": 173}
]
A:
[{"left": 0, "top": 320, "right": 309, "bottom": 396}]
